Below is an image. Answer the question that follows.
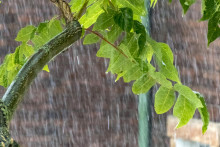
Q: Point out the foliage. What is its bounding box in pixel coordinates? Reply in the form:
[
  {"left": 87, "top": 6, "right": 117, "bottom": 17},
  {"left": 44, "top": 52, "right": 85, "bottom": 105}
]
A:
[
  {"left": 0, "top": 18, "right": 63, "bottom": 87},
  {"left": 0, "top": 0, "right": 216, "bottom": 134}
]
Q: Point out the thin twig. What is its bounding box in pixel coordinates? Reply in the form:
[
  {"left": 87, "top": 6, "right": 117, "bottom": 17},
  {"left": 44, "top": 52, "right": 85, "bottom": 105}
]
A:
[{"left": 85, "top": 28, "right": 128, "bottom": 58}]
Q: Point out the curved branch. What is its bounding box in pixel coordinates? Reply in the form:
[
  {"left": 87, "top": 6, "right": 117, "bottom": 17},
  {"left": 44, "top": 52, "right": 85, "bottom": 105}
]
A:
[{"left": 2, "top": 20, "right": 82, "bottom": 121}]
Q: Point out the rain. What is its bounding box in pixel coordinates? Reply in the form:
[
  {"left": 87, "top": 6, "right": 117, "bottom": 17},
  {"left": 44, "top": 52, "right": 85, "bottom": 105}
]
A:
[{"left": 0, "top": 0, "right": 219, "bottom": 147}]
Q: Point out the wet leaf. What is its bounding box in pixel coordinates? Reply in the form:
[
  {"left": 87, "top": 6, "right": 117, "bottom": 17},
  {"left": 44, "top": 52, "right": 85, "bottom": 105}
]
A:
[
  {"left": 15, "top": 25, "right": 36, "bottom": 42},
  {"left": 114, "top": 7, "right": 133, "bottom": 32},
  {"left": 79, "top": 0, "right": 104, "bottom": 28},
  {"left": 83, "top": 33, "right": 100, "bottom": 44},
  {"left": 149, "top": 72, "right": 172, "bottom": 89},
  {"left": 173, "top": 95, "right": 196, "bottom": 128},
  {"left": 207, "top": 11, "right": 220, "bottom": 46},
  {"left": 146, "top": 35, "right": 180, "bottom": 83},
  {"left": 174, "top": 83, "right": 203, "bottom": 108},
  {"left": 195, "top": 92, "right": 209, "bottom": 134},
  {"left": 93, "top": 8, "right": 116, "bottom": 31},
  {"left": 155, "top": 86, "right": 175, "bottom": 114},
  {"left": 132, "top": 73, "right": 156, "bottom": 94},
  {"left": 200, "top": 0, "right": 218, "bottom": 21},
  {"left": 117, "top": 0, "right": 146, "bottom": 15}
]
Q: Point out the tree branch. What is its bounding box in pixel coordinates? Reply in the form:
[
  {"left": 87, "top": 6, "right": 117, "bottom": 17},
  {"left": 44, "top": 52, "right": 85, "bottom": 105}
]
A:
[{"left": 2, "top": 20, "right": 82, "bottom": 121}]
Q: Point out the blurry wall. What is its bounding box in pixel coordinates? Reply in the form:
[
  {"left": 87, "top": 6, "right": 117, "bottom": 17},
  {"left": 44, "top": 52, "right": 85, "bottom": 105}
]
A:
[
  {"left": 0, "top": 0, "right": 138, "bottom": 146},
  {"left": 150, "top": 0, "right": 220, "bottom": 146}
]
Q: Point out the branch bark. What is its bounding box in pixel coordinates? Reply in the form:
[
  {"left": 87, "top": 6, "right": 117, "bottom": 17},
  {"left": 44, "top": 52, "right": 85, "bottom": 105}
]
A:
[{"left": 0, "top": 20, "right": 81, "bottom": 146}]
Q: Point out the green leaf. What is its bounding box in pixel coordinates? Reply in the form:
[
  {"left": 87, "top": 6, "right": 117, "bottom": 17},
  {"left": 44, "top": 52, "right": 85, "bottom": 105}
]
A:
[
  {"left": 14, "top": 46, "right": 25, "bottom": 65},
  {"left": 146, "top": 35, "right": 180, "bottom": 83},
  {"left": 133, "top": 20, "right": 147, "bottom": 56},
  {"left": 155, "top": 86, "right": 175, "bottom": 114},
  {"left": 132, "top": 73, "right": 156, "bottom": 94},
  {"left": 174, "top": 83, "right": 203, "bottom": 108},
  {"left": 70, "top": 0, "right": 86, "bottom": 13},
  {"left": 48, "top": 18, "right": 63, "bottom": 38},
  {"left": 121, "top": 33, "right": 139, "bottom": 58},
  {"left": 145, "top": 43, "right": 154, "bottom": 63},
  {"left": 79, "top": 0, "right": 104, "bottom": 28},
  {"left": 195, "top": 92, "right": 209, "bottom": 134},
  {"left": 207, "top": 11, "right": 220, "bottom": 45},
  {"left": 0, "top": 54, "right": 22, "bottom": 87},
  {"left": 32, "top": 19, "right": 63, "bottom": 49},
  {"left": 114, "top": 7, "right": 133, "bottom": 32},
  {"left": 83, "top": 33, "right": 100, "bottom": 44},
  {"left": 21, "top": 43, "right": 35, "bottom": 57},
  {"left": 117, "top": 0, "right": 146, "bottom": 16},
  {"left": 149, "top": 71, "right": 172, "bottom": 89},
  {"left": 96, "top": 41, "right": 117, "bottom": 58},
  {"left": 179, "top": 0, "right": 196, "bottom": 14},
  {"left": 173, "top": 95, "right": 196, "bottom": 128},
  {"left": 120, "top": 64, "right": 144, "bottom": 82},
  {"left": 107, "top": 24, "right": 123, "bottom": 42},
  {"left": 96, "top": 25, "right": 122, "bottom": 58},
  {"left": 107, "top": 52, "right": 133, "bottom": 74},
  {"left": 15, "top": 25, "right": 36, "bottom": 42},
  {"left": 93, "top": 8, "right": 116, "bottom": 31},
  {"left": 200, "top": 0, "right": 218, "bottom": 21}
]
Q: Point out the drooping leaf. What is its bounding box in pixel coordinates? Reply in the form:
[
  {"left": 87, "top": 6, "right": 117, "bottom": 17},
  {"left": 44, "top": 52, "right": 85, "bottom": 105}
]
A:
[
  {"left": 174, "top": 83, "right": 203, "bottom": 108},
  {"left": 155, "top": 86, "right": 175, "bottom": 114},
  {"left": 15, "top": 25, "right": 36, "bottom": 42},
  {"left": 114, "top": 7, "right": 133, "bottom": 32},
  {"left": 179, "top": 0, "right": 196, "bottom": 14},
  {"left": 146, "top": 35, "right": 180, "bottom": 83},
  {"left": 173, "top": 94, "right": 196, "bottom": 128},
  {"left": 132, "top": 73, "right": 156, "bottom": 94},
  {"left": 195, "top": 92, "right": 209, "bottom": 134},
  {"left": 207, "top": 11, "right": 220, "bottom": 45},
  {"left": 83, "top": 33, "right": 100, "bottom": 44}
]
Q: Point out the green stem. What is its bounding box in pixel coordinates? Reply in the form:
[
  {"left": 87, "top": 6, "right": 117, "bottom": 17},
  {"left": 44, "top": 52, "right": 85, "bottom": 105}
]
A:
[{"left": 85, "top": 28, "right": 129, "bottom": 58}]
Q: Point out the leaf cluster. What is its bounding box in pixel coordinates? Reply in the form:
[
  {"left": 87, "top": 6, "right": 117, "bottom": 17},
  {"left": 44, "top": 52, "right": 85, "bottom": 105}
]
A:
[
  {"left": 0, "top": 18, "right": 63, "bottom": 87},
  {"left": 0, "top": 0, "right": 211, "bottom": 134},
  {"left": 73, "top": 0, "right": 209, "bottom": 133}
]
